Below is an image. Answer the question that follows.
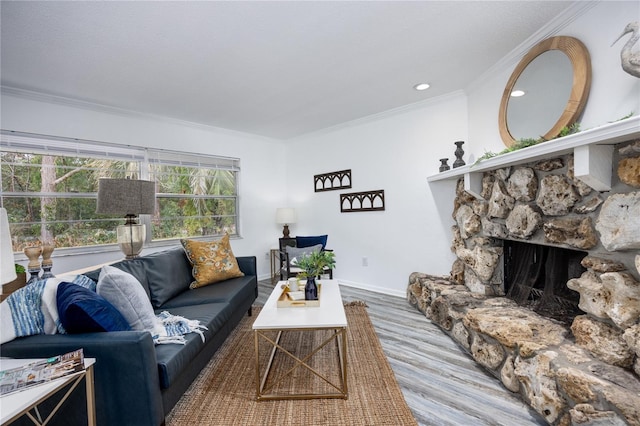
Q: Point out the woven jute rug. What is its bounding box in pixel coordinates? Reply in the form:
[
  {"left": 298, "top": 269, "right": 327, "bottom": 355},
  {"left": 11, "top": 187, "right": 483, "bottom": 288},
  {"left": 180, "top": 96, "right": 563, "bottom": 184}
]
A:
[{"left": 166, "top": 304, "right": 417, "bottom": 425}]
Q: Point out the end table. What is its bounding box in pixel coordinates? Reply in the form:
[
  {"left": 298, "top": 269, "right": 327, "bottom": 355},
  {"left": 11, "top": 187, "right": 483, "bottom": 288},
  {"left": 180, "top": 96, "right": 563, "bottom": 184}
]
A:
[{"left": 0, "top": 358, "right": 96, "bottom": 426}]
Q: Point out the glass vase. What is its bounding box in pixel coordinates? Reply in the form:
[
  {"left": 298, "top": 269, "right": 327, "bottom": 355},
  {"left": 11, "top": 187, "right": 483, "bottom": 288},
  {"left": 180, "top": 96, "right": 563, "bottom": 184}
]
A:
[{"left": 304, "top": 277, "right": 318, "bottom": 300}]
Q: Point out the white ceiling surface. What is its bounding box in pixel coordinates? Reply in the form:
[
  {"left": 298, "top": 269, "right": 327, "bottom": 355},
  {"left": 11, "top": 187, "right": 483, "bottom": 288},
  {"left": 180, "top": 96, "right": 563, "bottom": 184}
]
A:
[{"left": 1, "top": 1, "right": 576, "bottom": 140}]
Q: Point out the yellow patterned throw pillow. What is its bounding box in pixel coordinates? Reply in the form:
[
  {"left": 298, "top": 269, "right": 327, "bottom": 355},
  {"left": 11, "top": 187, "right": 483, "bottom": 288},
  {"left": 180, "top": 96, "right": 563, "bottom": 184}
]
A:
[{"left": 180, "top": 234, "right": 244, "bottom": 289}]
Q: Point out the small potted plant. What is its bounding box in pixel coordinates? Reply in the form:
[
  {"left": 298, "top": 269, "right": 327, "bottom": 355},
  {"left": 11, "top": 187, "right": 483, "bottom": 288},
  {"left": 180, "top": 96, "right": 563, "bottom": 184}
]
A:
[
  {"left": 295, "top": 251, "right": 336, "bottom": 301},
  {"left": 15, "top": 263, "right": 26, "bottom": 276}
]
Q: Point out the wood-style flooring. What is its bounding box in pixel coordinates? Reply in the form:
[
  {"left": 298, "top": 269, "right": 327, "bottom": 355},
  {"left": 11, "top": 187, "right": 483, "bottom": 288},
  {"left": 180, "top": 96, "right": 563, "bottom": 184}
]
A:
[{"left": 256, "top": 280, "right": 546, "bottom": 426}]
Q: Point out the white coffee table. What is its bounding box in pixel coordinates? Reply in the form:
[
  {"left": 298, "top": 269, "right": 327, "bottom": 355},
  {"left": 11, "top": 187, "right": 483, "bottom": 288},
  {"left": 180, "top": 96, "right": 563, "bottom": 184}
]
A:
[
  {"left": 0, "top": 357, "right": 96, "bottom": 426},
  {"left": 252, "top": 280, "right": 348, "bottom": 400}
]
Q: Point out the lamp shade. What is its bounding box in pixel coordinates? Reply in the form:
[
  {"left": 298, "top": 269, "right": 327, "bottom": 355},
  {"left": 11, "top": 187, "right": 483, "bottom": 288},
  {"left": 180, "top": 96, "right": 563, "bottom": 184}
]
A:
[
  {"left": 96, "top": 178, "right": 155, "bottom": 216},
  {"left": 0, "top": 207, "right": 17, "bottom": 285},
  {"left": 275, "top": 208, "right": 296, "bottom": 225}
]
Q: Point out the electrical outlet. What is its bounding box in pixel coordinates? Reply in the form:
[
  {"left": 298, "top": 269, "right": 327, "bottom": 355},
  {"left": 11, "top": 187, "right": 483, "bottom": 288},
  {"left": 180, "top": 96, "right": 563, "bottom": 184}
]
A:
[{"left": 362, "top": 257, "right": 368, "bottom": 267}]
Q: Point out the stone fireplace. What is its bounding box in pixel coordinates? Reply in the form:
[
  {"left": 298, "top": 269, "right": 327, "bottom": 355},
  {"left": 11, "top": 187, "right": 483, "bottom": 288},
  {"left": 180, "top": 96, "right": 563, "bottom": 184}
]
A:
[{"left": 410, "top": 131, "right": 640, "bottom": 425}]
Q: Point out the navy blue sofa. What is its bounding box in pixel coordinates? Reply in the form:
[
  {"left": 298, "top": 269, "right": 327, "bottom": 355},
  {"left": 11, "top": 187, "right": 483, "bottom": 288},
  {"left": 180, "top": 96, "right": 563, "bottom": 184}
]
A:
[{"left": 1, "top": 247, "right": 258, "bottom": 426}]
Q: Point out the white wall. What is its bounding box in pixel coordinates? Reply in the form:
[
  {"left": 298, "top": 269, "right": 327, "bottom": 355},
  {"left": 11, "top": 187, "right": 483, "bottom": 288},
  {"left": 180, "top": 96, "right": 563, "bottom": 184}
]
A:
[
  {"left": 285, "top": 93, "right": 466, "bottom": 296},
  {"left": 467, "top": 1, "right": 640, "bottom": 160},
  {"left": 1, "top": 93, "right": 287, "bottom": 278},
  {"left": 284, "top": 1, "right": 640, "bottom": 296}
]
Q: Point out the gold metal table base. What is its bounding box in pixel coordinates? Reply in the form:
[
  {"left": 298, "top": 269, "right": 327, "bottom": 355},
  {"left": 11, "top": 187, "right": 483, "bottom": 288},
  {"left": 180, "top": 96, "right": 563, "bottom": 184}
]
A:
[
  {"left": 6, "top": 364, "right": 96, "bottom": 426},
  {"left": 254, "top": 327, "right": 348, "bottom": 401}
]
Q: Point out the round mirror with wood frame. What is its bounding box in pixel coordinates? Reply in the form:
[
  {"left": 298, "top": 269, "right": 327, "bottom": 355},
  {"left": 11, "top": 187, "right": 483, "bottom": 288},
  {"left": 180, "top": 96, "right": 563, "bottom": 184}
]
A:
[{"left": 498, "top": 36, "right": 591, "bottom": 147}]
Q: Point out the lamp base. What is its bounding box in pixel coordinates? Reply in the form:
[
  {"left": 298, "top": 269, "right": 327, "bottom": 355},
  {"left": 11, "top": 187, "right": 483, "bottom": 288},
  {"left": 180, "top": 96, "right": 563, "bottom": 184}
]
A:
[
  {"left": 117, "top": 222, "right": 145, "bottom": 259},
  {"left": 1, "top": 272, "right": 27, "bottom": 301},
  {"left": 282, "top": 224, "right": 290, "bottom": 238}
]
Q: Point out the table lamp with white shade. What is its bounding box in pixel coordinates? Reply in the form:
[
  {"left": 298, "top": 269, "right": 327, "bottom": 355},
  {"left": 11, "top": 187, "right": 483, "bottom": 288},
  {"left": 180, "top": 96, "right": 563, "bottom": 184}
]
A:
[
  {"left": 1, "top": 207, "right": 17, "bottom": 296},
  {"left": 276, "top": 208, "right": 296, "bottom": 238}
]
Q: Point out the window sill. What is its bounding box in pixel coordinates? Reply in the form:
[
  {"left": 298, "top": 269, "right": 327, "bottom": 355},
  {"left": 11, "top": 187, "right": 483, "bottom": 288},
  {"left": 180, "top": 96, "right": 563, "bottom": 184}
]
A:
[{"left": 12, "top": 235, "right": 243, "bottom": 262}]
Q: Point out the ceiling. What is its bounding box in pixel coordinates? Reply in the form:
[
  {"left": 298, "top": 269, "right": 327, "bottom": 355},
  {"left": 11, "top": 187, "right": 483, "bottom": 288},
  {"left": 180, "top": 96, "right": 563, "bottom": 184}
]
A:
[{"left": 1, "top": 1, "right": 577, "bottom": 140}]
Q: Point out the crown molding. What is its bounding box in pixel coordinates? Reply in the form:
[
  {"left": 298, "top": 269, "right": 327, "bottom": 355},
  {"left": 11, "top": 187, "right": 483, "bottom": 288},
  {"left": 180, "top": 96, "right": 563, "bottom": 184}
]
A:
[
  {"left": 466, "top": 1, "right": 599, "bottom": 95},
  {"left": 289, "top": 90, "right": 467, "bottom": 141},
  {"left": 0, "top": 86, "right": 278, "bottom": 142},
  {"left": 3, "top": 84, "right": 462, "bottom": 143}
]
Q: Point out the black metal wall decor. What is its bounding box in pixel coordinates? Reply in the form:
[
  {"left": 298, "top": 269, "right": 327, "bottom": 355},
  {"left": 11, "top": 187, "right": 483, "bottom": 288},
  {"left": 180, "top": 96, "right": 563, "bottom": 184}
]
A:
[
  {"left": 314, "top": 169, "right": 352, "bottom": 192},
  {"left": 340, "top": 190, "right": 385, "bottom": 212}
]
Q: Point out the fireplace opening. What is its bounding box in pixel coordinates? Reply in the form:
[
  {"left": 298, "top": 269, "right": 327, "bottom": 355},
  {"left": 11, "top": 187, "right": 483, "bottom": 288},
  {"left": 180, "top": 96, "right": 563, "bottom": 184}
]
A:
[{"left": 504, "top": 240, "right": 586, "bottom": 326}]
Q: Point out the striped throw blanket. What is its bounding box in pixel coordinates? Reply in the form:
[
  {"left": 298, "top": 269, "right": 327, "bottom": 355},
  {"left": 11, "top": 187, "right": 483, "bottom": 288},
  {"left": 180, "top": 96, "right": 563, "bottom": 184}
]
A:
[{"left": 0, "top": 276, "right": 205, "bottom": 345}]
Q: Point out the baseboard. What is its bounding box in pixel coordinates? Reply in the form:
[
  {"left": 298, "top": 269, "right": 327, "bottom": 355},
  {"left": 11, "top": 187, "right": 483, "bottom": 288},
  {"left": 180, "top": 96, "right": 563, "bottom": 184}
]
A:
[
  {"left": 257, "top": 273, "right": 273, "bottom": 282},
  {"left": 337, "top": 279, "right": 406, "bottom": 299},
  {"left": 258, "top": 274, "right": 407, "bottom": 299}
]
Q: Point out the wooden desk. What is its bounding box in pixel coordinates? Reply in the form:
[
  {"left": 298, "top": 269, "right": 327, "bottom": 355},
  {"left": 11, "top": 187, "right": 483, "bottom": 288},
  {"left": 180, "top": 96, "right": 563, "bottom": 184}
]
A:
[{"left": 0, "top": 358, "right": 96, "bottom": 426}]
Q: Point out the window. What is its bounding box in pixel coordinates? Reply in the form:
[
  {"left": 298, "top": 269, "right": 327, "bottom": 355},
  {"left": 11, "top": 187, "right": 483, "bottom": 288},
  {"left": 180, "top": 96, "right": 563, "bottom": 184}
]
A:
[
  {"left": 148, "top": 151, "right": 239, "bottom": 240},
  {"left": 1, "top": 130, "right": 240, "bottom": 253}
]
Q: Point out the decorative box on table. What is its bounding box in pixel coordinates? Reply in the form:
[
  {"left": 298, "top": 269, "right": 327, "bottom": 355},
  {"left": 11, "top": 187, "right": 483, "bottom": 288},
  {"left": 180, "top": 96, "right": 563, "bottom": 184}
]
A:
[{"left": 276, "top": 283, "right": 321, "bottom": 308}]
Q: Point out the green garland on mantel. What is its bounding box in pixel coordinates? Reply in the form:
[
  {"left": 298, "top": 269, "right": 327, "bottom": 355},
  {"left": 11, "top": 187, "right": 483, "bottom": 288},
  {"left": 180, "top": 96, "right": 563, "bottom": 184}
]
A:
[{"left": 472, "top": 112, "right": 635, "bottom": 166}]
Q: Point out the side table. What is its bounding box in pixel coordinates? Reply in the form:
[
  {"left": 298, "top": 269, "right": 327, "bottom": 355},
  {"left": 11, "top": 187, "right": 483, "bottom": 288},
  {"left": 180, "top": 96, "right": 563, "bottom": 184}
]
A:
[
  {"left": 269, "top": 248, "right": 280, "bottom": 285},
  {"left": 0, "top": 358, "right": 96, "bottom": 426}
]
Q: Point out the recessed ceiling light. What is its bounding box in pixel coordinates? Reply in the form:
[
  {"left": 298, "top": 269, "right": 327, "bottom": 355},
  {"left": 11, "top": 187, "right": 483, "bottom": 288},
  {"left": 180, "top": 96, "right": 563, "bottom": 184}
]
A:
[
  {"left": 510, "top": 89, "right": 526, "bottom": 97},
  {"left": 413, "top": 83, "right": 430, "bottom": 91}
]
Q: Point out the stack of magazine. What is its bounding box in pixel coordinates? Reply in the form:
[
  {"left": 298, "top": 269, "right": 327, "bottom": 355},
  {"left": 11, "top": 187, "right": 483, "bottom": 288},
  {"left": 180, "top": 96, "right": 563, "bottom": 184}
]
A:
[{"left": 0, "top": 349, "right": 85, "bottom": 396}]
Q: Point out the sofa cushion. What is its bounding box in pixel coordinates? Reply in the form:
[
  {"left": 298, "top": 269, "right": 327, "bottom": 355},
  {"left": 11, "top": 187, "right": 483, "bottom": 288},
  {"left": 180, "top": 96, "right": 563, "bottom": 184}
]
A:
[
  {"left": 180, "top": 234, "right": 244, "bottom": 289},
  {"left": 296, "top": 235, "right": 328, "bottom": 250},
  {"left": 57, "top": 282, "right": 131, "bottom": 333},
  {"left": 142, "top": 247, "right": 193, "bottom": 308},
  {"left": 154, "top": 302, "right": 232, "bottom": 389},
  {"left": 97, "top": 265, "right": 162, "bottom": 334},
  {"left": 86, "top": 259, "right": 152, "bottom": 300},
  {"left": 160, "top": 275, "right": 256, "bottom": 310}
]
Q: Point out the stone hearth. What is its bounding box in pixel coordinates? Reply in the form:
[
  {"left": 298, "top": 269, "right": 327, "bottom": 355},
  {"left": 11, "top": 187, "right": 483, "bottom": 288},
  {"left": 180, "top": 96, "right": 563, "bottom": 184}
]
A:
[{"left": 410, "top": 139, "right": 640, "bottom": 425}]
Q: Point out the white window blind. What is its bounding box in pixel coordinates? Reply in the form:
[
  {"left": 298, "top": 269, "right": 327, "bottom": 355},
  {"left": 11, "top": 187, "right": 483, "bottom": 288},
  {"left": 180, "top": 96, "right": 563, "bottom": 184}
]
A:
[
  {"left": 1, "top": 130, "right": 146, "bottom": 161},
  {"left": 147, "top": 149, "right": 240, "bottom": 171}
]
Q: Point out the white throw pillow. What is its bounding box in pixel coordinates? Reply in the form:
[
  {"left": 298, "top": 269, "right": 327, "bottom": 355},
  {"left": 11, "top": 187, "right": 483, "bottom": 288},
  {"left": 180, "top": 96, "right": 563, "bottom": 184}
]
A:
[
  {"left": 97, "top": 265, "right": 161, "bottom": 334},
  {"left": 285, "top": 244, "right": 323, "bottom": 266}
]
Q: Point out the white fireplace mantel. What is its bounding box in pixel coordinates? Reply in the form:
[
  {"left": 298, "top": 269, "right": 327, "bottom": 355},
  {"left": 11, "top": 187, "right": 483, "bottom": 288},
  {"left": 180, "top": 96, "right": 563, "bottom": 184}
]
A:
[{"left": 428, "top": 116, "right": 640, "bottom": 199}]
